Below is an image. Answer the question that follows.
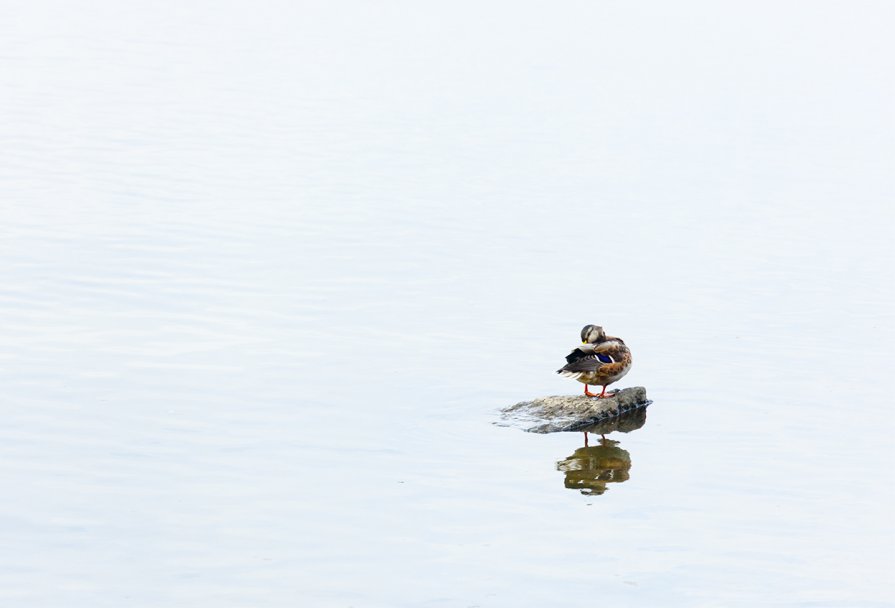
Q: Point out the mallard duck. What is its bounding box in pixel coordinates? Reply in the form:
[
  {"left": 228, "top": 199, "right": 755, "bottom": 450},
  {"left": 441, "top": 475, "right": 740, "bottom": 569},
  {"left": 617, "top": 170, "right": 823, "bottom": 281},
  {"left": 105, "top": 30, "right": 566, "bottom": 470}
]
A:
[{"left": 557, "top": 324, "right": 632, "bottom": 398}]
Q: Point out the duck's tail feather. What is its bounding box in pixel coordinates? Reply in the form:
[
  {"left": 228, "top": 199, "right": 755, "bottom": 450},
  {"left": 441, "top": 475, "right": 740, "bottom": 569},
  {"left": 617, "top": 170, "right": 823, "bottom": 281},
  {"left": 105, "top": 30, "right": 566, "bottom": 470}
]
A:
[{"left": 557, "top": 369, "right": 584, "bottom": 380}]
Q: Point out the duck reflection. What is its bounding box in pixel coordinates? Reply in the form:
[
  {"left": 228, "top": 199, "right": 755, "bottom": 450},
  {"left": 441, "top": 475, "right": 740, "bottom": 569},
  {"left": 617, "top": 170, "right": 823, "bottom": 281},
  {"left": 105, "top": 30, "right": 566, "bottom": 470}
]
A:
[{"left": 556, "top": 406, "right": 647, "bottom": 496}]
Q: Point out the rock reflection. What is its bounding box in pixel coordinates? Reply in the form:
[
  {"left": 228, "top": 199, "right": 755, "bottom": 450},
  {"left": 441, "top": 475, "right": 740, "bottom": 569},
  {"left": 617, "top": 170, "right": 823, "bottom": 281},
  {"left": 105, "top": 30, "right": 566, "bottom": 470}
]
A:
[
  {"left": 556, "top": 406, "right": 648, "bottom": 496},
  {"left": 579, "top": 404, "right": 647, "bottom": 438}
]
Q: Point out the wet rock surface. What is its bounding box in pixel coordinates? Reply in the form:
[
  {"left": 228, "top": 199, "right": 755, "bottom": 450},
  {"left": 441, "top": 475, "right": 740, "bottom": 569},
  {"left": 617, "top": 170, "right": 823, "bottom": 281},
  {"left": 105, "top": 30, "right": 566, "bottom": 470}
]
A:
[{"left": 499, "top": 386, "right": 651, "bottom": 433}]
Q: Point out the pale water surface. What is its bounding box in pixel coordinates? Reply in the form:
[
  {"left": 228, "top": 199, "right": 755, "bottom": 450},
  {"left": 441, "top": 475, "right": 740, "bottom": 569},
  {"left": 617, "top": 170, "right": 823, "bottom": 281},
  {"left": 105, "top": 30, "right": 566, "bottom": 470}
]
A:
[{"left": 1, "top": 1, "right": 893, "bottom": 606}]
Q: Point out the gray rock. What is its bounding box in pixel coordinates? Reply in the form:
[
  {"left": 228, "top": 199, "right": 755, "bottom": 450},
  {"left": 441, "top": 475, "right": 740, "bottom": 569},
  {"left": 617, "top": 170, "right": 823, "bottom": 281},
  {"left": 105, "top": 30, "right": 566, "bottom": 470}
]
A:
[{"left": 499, "top": 386, "right": 651, "bottom": 433}]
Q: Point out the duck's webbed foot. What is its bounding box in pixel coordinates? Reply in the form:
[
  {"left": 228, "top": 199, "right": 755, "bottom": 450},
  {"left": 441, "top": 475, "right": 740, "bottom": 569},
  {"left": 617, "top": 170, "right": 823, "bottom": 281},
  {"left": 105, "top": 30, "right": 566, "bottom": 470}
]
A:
[{"left": 585, "top": 385, "right": 615, "bottom": 398}]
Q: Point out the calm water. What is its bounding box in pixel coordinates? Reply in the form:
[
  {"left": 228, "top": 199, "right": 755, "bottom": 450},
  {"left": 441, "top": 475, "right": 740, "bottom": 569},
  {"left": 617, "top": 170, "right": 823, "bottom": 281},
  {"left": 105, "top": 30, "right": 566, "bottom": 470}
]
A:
[{"left": 2, "top": 2, "right": 893, "bottom": 606}]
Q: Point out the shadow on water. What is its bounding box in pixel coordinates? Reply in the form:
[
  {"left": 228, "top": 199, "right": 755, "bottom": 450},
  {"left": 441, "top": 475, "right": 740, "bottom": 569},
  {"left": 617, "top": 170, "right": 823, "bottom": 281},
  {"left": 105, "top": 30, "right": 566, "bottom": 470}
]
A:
[{"left": 556, "top": 407, "right": 647, "bottom": 496}]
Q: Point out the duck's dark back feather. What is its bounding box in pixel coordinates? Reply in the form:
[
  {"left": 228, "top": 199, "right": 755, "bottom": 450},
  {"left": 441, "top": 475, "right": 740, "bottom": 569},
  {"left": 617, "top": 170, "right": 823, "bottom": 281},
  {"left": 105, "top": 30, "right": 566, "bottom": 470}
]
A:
[
  {"left": 557, "top": 355, "right": 603, "bottom": 374},
  {"left": 564, "top": 347, "right": 590, "bottom": 364}
]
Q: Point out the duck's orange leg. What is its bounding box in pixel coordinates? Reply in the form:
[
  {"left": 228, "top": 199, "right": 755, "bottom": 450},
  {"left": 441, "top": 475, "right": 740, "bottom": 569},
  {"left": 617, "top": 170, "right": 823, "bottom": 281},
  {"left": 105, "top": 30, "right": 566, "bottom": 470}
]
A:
[{"left": 585, "top": 384, "right": 610, "bottom": 398}]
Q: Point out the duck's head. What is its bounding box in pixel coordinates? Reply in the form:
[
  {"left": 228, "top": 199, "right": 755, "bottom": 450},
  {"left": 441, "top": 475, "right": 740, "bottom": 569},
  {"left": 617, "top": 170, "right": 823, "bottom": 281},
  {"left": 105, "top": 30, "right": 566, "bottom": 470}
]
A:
[{"left": 580, "top": 324, "right": 606, "bottom": 344}]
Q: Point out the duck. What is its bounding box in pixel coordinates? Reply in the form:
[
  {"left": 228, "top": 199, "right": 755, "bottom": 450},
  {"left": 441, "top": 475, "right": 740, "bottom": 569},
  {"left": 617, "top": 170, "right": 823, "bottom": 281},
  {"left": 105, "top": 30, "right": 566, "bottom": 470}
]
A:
[{"left": 557, "top": 324, "right": 633, "bottom": 398}]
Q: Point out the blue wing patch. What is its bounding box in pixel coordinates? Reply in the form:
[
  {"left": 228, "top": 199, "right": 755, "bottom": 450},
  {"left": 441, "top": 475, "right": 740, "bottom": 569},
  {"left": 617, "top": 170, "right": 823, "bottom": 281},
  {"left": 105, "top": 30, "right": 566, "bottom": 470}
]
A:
[{"left": 596, "top": 353, "right": 614, "bottom": 364}]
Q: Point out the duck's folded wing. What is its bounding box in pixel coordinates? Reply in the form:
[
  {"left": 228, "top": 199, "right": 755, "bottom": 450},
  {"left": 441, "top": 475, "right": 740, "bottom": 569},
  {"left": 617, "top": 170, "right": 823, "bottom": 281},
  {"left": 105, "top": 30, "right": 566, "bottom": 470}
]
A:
[
  {"left": 557, "top": 351, "right": 615, "bottom": 374},
  {"left": 558, "top": 355, "right": 599, "bottom": 374}
]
